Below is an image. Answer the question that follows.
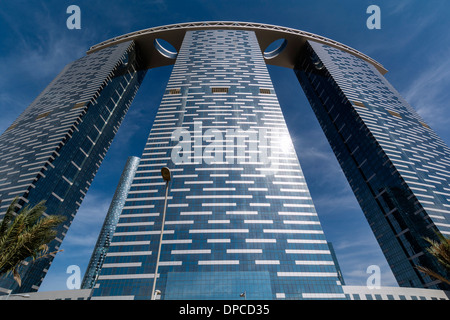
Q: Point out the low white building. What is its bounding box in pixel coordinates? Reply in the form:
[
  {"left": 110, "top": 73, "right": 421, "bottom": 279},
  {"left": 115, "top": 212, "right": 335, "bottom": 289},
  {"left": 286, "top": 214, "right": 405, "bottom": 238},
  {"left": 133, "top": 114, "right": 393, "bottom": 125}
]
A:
[{"left": 1, "top": 286, "right": 449, "bottom": 300}]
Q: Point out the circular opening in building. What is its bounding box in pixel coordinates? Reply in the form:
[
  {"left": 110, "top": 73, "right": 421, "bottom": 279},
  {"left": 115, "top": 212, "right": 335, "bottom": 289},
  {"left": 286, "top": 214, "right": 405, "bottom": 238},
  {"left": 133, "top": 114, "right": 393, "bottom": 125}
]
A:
[
  {"left": 263, "top": 38, "right": 287, "bottom": 59},
  {"left": 154, "top": 38, "right": 178, "bottom": 59}
]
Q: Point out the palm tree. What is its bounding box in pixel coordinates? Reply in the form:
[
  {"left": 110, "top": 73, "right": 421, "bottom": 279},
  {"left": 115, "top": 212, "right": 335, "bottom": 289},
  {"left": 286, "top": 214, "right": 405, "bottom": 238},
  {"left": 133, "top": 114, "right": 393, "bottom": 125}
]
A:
[
  {"left": 416, "top": 233, "right": 450, "bottom": 286},
  {"left": 0, "top": 197, "right": 66, "bottom": 286}
]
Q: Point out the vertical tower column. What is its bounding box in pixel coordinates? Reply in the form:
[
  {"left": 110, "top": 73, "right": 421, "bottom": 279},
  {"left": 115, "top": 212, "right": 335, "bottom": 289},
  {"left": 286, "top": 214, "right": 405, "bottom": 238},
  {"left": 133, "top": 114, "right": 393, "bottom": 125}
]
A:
[
  {"left": 0, "top": 41, "right": 146, "bottom": 294},
  {"left": 91, "top": 30, "right": 345, "bottom": 300},
  {"left": 82, "top": 156, "right": 141, "bottom": 290}
]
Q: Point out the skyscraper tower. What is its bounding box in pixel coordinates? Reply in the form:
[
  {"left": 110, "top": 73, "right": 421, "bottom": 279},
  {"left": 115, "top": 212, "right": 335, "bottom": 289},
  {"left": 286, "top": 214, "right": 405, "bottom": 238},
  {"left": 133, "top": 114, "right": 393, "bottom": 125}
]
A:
[
  {"left": 89, "top": 29, "right": 346, "bottom": 300},
  {"left": 295, "top": 41, "right": 450, "bottom": 289},
  {"left": 1, "top": 22, "right": 449, "bottom": 296},
  {"left": 0, "top": 41, "right": 146, "bottom": 294}
]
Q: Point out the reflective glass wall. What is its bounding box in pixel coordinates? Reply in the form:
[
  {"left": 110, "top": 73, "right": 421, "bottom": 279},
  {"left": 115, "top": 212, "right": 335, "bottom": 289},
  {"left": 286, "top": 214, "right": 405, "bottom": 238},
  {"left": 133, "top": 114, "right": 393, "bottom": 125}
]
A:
[
  {"left": 91, "top": 30, "right": 345, "bottom": 300},
  {"left": 0, "top": 41, "right": 146, "bottom": 294},
  {"left": 295, "top": 40, "right": 450, "bottom": 290}
]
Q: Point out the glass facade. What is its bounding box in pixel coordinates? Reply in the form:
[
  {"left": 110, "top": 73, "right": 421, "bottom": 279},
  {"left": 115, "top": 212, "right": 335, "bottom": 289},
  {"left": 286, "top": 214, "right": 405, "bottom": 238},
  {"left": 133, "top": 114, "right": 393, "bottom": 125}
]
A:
[
  {"left": 82, "top": 156, "right": 141, "bottom": 290},
  {"left": 295, "top": 40, "right": 450, "bottom": 290},
  {"left": 3, "top": 21, "right": 449, "bottom": 298},
  {"left": 90, "top": 30, "right": 346, "bottom": 300},
  {"left": 0, "top": 41, "right": 146, "bottom": 294}
]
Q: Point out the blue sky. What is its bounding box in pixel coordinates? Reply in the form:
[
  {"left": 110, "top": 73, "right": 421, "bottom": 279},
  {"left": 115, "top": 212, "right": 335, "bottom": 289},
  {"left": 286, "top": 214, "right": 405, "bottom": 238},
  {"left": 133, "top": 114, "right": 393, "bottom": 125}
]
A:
[{"left": 1, "top": 0, "right": 450, "bottom": 292}]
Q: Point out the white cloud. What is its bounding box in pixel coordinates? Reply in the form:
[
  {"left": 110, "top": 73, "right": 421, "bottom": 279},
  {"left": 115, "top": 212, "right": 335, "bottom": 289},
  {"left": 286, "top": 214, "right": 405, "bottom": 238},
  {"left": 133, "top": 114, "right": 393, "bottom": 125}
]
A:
[
  {"left": 62, "top": 191, "right": 112, "bottom": 249},
  {"left": 403, "top": 47, "right": 450, "bottom": 129}
]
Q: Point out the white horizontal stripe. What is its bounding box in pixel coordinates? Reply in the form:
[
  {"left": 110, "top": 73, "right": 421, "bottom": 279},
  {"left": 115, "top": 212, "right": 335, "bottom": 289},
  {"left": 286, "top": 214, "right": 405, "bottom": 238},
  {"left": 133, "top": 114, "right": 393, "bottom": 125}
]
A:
[
  {"left": 278, "top": 211, "right": 316, "bottom": 216},
  {"left": 116, "top": 222, "right": 154, "bottom": 227},
  {"left": 226, "top": 180, "right": 254, "bottom": 184},
  {"left": 208, "top": 220, "right": 230, "bottom": 224},
  {"left": 186, "top": 195, "right": 251, "bottom": 199},
  {"left": 110, "top": 241, "right": 150, "bottom": 246},
  {"left": 203, "top": 187, "right": 236, "bottom": 191},
  {"left": 434, "top": 222, "right": 450, "bottom": 228},
  {"left": 120, "top": 213, "right": 159, "bottom": 218},
  {"left": 159, "top": 261, "right": 182, "bottom": 266},
  {"left": 165, "top": 220, "right": 194, "bottom": 225},
  {"left": 295, "top": 260, "right": 334, "bottom": 265},
  {"left": 171, "top": 249, "right": 211, "bottom": 254},
  {"left": 255, "top": 260, "right": 279, "bottom": 265},
  {"left": 283, "top": 220, "right": 320, "bottom": 225},
  {"left": 244, "top": 220, "right": 273, "bottom": 224},
  {"left": 277, "top": 272, "right": 337, "bottom": 277},
  {"left": 207, "top": 239, "right": 230, "bottom": 243},
  {"left": 246, "top": 239, "right": 276, "bottom": 243},
  {"left": 226, "top": 211, "right": 258, "bottom": 215},
  {"left": 173, "top": 174, "right": 198, "bottom": 178},
  {"left": 98, "top": 274, "right": 155, "bottom": 280},
  {"left": 264, "top": 229, "right": 323, "bottom": 234},
  {"left": 227, "top": 249, "right": 262, "bottom": 253},
  {"left": 185, "top": 181, "right": 214, "bottom": 184},
  {"left": 272, "top": 181, "right": 306, "bottom": 185},
  {"left": 107, "top": 251, "right": 152, "bottom": 257},
  {"left": 266, "top": 195, "right": 310, "bottom": 200},
  {"left": 286, "top": 249, "right": 331, "bottom": 254},
  {"left": 180, "top": 211, "right": 212, "bottom": 215},
  {"left": 198, "top": 260, "right": 239, "bottom": 265},
  {"left": 283, "top": 204, "right": 314, "bottom": 208},
  {"left": 280, "top": 188, "right": 308, "bottom": 192},
  {"left": 114, "top": 230, "right": 174, "bottom": 236},
  {"left": 122, "top": 205, "right": 155, "bottom": 209},
  {"left": 190, "top": 229, "right": 249, "bottom": 233},
  {"left": 287, "top": 239, "right": 327, "bottom": 244},
  {"left": 125, "top": 196, "right": 172, "bottom": 202},
  {"left": 162, "top": 239, "right": 192, "bottom": 244},
  {"left": 196, "top": 167, "right": 243, "bottom": 171},
  {"left": 248, "top": 188, "right": 268, "bottom": 191},
  {"left": 302, "top": 293, "right": 346, "bottom": 298},
  {"left": 424, "top": 207, "right": 450, "bottom": 214},
  {"left": 102, "top": 262, "right": 142, "bottom": 268}
]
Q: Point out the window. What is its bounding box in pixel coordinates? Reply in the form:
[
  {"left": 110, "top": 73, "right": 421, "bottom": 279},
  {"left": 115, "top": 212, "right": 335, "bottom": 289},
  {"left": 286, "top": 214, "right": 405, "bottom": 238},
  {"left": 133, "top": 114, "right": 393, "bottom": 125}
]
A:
[
  {"left": 259, "top": 88, "right": 271, "bottom": 94},
  {"left": 420, "top": 121, "right": 430, "bottom": 129},
  {"left": 36, "top": 112, "right": 51, "bottom": 120},
  {"left": 352, "top": 100, "right": 366, "bottom": 108},
  {"left": 169, "top": 88, "right": 181, "bottom": 94},
  {"left": 6, "top": 124, "right": 17, "bottom": 131},
  {"left": 388, "top": 110, "right": 402, "bottom": 118},
  {"left": 72, "top": 102, "right": 86, "bottom": 110},
  {"left": 211, "top": 87, "right": 229, "bottom": 94}
]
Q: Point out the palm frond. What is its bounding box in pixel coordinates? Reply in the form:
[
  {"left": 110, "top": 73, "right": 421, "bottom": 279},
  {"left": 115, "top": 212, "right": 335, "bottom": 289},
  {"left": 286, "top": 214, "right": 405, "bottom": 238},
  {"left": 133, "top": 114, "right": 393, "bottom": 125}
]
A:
[
  {"left": 0, "top": 197, "right": 20, "bottom": 238},
  {"left": 416, "top": 265, "right": 450, "bottom": 286},
  {"left": 0, "top": 198, "right": 66, "bottom": 285},
  {"left": 416, "top": 233, "right": 450, "bottom": 286}
]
